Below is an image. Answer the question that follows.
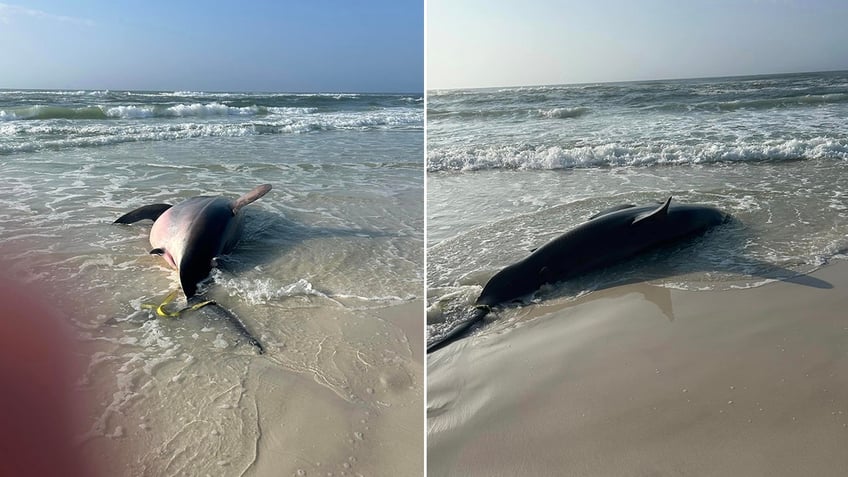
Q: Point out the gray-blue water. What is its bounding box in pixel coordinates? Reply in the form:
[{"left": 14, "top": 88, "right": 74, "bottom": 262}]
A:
[
  {"left": 0, "top": 89, "right": 423, "bottom": 474},
  {"left": 427, "top": 71, "right": 848, "bottom": 345}
]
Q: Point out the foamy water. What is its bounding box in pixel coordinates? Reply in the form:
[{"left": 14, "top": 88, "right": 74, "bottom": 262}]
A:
[
  {"left": 0, "top": 88, "right": 423, "bottom": 474},
  {"left": 427, "top": 71, "right": 848, "bottom": 346},
  {"left": 0, "top": 90, "right": 422, "bottom": 153}
]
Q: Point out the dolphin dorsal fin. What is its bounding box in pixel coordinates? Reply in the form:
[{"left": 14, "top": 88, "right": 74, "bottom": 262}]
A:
[
  {"left": 232, "top": 184, "right": 272, "bottom": 214},
  {"left": 632, "top": 197, "right": 672, "bottom": 225}
]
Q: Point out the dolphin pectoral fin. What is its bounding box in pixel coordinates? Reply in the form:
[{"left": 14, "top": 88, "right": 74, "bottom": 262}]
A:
[
  {"left": 114, "top": 204, "right": 172, "bottom": 224},
  {"left": 632, "top": 197, "right": 672, "bottom": 225},
  {"left": 232, "top": 184, "right": 272, "bottom": 214}
]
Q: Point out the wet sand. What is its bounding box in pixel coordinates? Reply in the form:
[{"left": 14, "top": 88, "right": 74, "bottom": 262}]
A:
[
  {"left": 77, "top": 300, "right": 423, "bottom": 477},
  {"left": 250, "top": 300, "right": 424, "bottom": 477},
  {"left": 427, "top": 262, "right": 848, "bottom": 476}
]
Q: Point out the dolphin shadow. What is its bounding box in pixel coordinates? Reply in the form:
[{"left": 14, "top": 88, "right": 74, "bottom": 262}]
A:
[
  {"left": 214, "top": 208, "right": 395, "bottom": 275},
  {"left": 204, "top": 210, "right": 395, "bottom": 352},
  {"left": 427, "top": 217, "right": 833, "bottom": 353}
]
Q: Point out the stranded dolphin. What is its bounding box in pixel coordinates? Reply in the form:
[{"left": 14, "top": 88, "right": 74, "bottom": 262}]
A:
[
  {"left": 427, "top": 197, "right": 728, "bottom": 353},
  {"left": 114, "top": 184, "right": 272, "bottom": 298}
]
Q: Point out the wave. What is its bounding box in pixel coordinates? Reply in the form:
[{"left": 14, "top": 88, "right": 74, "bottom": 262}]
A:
[
  {"left": 0, "top": 101, "right": 425, "bottom": 122},
  {"left": 427, "top": 138, "right": 848, "bottom": 171},
  {"left": 0, "top": 103, "right": 270, "bottom": 121},
  {"left": 430, "top": 72, "right": 848, "bottom": 116},
  {"left": 0, "top": 89, "right": 113, "bottom": 97},
  {"left": 429, "top": 89, "right": 848, "bottom": 117},
  {"left": 0, "top": 91, "right": 422, "bottom": 120},
  {"left": 0, "top": 106, "right": 110, "bottom": 120},
  {"left": 537, "top": 107, "right": 590, "bottom": 119},
  {"left": 427, "top": 106, "right": 590, "bottom": 120},
  {"left": 0, "top": 109, "right": 423, "bottom": 154},
  {"left": 642, "top": 92, "right": 848, "bottom": 113}
]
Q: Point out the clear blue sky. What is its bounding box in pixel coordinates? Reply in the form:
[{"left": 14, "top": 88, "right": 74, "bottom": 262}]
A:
[
  {"left": 428, "top": 0, "right": 848, "bottom": 90},
  {"left": 0, "top": 1, "right": 423, "bottom": 92}
]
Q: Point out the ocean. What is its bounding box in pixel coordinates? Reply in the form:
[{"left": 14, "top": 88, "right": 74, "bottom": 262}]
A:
[
  {"left": 427, "top": 71, "right": 848, "bottom": 345},
  {"left": 0, "top": 89, "right": 423, "bottom": 474}
]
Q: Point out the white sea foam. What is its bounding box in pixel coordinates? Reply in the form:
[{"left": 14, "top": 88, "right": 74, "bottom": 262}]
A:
[
  {"left": 267, "top": 107, "right": 318, "bottom": 115},
  {"left": 537, "top": 107, "right": 590, "bottom": 119},
  {"left": 165, "top": 102, "right": 258, "bottom": 117},
  {"left": 0, "top": 106, "right": 422, "bottom": 153},
  {"left": 101, "top": 103, "right": 262, "bottom": 119},
  {"left": 427, "top": 138, "right": 848, "bottom": 171},
  {"left": 104, "top": 105, "right": 155, "bottom": 119},
  {"left": 221, "top": 277, "right": 335, "bottom": 305}
]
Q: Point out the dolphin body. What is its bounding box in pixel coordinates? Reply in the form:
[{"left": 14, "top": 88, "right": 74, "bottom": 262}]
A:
[
  {"left": 427, "top": 197, "right": 728, "bottom": 353},
  {"left": 115, "top": 184, "right": 272, "bottom": 298}
]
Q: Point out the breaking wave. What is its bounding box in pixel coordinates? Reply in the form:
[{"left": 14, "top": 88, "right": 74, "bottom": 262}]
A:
[
  {"left": 0, "top": 108, "right": 423, "bottom": 154},
  {"left": 427, "top": 138, "right": 848, "bottom": 171}
]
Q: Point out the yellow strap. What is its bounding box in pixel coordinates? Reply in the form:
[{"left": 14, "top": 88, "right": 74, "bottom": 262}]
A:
[
  {"left": 184, "top": 300, "right": 215, "bottom": 313},
  {"left": 141, "top": 290, "right": 216, "bottom": 318}
]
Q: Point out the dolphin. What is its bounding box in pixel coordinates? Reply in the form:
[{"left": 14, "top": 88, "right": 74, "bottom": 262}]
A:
[
  {"left": 114, "top": 184, "right": 272, "bottom": 298},
  {"left": 427, "top": 197, "right": 728, "bottom": 353}
]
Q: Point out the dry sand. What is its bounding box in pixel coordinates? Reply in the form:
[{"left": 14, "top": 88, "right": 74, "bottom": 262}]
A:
[{"left": 427, "top": 262, "right": 848, "bottom": 476}]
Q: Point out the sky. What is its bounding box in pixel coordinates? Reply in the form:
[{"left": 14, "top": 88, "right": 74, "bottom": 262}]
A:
[
  {"left": 428, "top": 0, "right": 848, "bottom": 90},
  {"left": 0, "top": 1, "right": 423, "bottom": 92}
]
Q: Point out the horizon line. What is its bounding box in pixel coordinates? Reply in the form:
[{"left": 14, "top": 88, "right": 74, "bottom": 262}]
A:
[
  {"left": 0, "top": 87, "right": 425, "bottom": 95},
  {"left": 426, "top": 68, "right": 848, "bottom": 93}
]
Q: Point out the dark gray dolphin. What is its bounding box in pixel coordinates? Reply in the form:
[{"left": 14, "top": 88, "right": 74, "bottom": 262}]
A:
[
  {"left": 114, "top": 184, "right": 272, "bottom": 298},
  {"left": 476, "top": 197, "right": 727, "bottom": 307},
  {"left": 427, "top": 197, "right": 728, "bottom": 353}
]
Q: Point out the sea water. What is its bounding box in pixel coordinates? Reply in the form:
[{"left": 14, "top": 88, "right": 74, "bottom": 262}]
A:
[
  {"left": 0, "top": 89, "right": 423, "bottom": 474},
  {"left": 427, "top": 71, "right": 848, "bottom": 344}
]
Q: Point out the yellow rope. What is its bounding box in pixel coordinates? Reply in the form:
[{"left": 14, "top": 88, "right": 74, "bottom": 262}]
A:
[{"left": 141, "top": 289, "right": 216, "bottom": 317}]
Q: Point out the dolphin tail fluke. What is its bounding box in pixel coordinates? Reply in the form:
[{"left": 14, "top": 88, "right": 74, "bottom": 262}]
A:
[
  {"left": 232, "top": 184, "right": 272, "bottom": 214},
  {"left": 114, "top": 204, "right": 172, "bottom": 224},
  {"left": 426, "top": 306, "right": 491, "bottom": 354}
]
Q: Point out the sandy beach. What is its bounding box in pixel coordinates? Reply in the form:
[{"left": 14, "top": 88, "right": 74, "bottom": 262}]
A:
[
  {"left": 0, "top": 87, "right": 423, "bottom": 476},
  {"left": 427, "top": 261, "right": 848, "bottom": 476},
  {"left": 76, "top": 300, "right": 423, "bottom": 477}
]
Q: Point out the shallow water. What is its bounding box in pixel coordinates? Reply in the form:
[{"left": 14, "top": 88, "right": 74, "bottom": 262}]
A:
[
  {"left": 427, "top": 71, "right": 848, "bottom": 346},
  {"left": 1, "top": 89, "right": 423, "bottom": 475}
]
